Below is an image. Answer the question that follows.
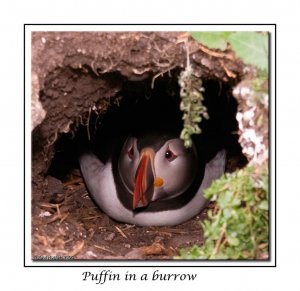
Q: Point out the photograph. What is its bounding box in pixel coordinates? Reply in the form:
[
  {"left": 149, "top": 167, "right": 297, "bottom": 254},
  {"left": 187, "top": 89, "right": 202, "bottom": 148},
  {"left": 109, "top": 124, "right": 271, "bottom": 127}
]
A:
[
  {"left": 29, "top": 28, "right": 270, "bottom": 263},
  {"left": 4, "top": 0, "right": 300, "bottom": 288}
]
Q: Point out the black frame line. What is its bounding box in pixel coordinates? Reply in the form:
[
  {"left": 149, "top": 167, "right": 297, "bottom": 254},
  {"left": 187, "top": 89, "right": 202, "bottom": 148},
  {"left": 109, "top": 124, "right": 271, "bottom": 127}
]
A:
[{"left": 24, "top": 23, "right": 276, "bottom": 268}]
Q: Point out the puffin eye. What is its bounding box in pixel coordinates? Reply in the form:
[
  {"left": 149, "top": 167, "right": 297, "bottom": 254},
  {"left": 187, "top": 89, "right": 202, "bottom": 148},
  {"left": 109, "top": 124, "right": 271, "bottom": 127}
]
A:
[
  {"left": 127, "top": 146, "right": 134, "bottom": 160},
  {"left": 165, "top": 149, "right": 177, "bottom": 162}
]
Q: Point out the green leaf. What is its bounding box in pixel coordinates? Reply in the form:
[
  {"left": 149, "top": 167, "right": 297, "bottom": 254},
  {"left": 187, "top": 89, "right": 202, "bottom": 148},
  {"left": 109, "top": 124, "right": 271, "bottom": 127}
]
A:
[
  {"left": 258, "top": 200, "right": 268, "bottom": 210},
  {"left": 227, "top": 236, "right": 240, "bottom": 246},
  {"left": 219, "top": 191, "right": 233, "bottom": 208},
  {"left": 223, "top": 208, "right": 231, "bottom": 219},
  {"left": 190, "top": 32, "right": 232, "bottom": 50},
  {"left": 228, "top": 32, "right": 268, "bottom": 71}
]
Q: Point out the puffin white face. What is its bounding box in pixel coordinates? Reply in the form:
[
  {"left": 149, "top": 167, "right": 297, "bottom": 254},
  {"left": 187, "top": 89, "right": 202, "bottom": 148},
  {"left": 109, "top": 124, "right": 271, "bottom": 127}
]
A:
[{"left": 118, "top": 136, "right": 198, "bottom": 210}]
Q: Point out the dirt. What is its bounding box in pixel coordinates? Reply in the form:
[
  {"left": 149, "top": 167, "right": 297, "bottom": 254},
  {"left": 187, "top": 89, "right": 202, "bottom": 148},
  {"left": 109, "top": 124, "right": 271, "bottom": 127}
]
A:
[
  {"left": 32, "top": 169, "right": 215, "bottom": 260},
  {"left": 31, "top": 31, "right": 247, "bottom": 260}
]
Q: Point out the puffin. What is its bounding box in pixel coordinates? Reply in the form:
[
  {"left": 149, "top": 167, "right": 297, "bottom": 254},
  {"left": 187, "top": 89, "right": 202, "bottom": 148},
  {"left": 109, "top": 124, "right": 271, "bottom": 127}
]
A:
[{"left": 79, "top": 130, "right": 226, "bottom": 226}]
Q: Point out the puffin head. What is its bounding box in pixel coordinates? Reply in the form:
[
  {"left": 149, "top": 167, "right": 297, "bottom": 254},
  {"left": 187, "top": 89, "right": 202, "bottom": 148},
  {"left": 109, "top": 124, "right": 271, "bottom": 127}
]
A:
[{"left": 118, "top": 133, "right": 198, "bottom": 210}]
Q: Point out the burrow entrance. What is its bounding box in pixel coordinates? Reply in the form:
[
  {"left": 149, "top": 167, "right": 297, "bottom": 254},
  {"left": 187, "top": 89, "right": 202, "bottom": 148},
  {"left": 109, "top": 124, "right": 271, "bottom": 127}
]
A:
[
  {"left": 32, "top": 67, "right": 247, "bottom": 259},
  {"left": 46, "top": 69, "right": 246, "bottom": 181}
]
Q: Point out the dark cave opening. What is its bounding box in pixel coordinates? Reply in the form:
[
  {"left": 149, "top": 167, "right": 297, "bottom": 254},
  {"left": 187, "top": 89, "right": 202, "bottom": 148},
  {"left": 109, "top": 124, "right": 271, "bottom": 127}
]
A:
[{"left": 47, "top": 69, "right": 247, "bottom": 181}]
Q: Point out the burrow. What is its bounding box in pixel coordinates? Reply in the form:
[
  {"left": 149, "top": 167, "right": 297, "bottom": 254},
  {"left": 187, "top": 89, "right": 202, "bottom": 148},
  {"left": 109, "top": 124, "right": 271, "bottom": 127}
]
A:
[{"left": 31, "top": 32, "right": 248, "bottom": 259}]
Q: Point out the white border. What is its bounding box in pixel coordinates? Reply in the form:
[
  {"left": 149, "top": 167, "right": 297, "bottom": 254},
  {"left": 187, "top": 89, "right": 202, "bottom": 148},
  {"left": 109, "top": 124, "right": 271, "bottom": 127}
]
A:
[
  {"left": 26, "top": 24, "right": 272, "bottom": 32},
  {"left": 25, "top": 24, "right": 276, "bottom": 267}
]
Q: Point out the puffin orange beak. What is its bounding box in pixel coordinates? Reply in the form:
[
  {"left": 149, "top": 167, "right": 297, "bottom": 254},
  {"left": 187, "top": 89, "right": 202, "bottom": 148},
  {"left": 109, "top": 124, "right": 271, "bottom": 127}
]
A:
[{"left": 132, "top": 148, "right": 155, "bottom": 209}]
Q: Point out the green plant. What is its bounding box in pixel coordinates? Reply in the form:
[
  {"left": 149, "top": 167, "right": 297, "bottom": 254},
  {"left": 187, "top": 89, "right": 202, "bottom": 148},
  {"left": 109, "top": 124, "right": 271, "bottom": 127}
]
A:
[
  {"left": 178, "top": 66, "right": 208, "bottom": 148},
  {"left": 176, "top": 31, "right": 269, "bottom": 260},
  {"left": 177, "top": 164, "right": 269, "bottom": 260},
  {"left": 190, "top": 31, "right": 269, "bottom": 72},
  {"left": 179, "top": 32, "right": 268, "bottom": 148}
]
